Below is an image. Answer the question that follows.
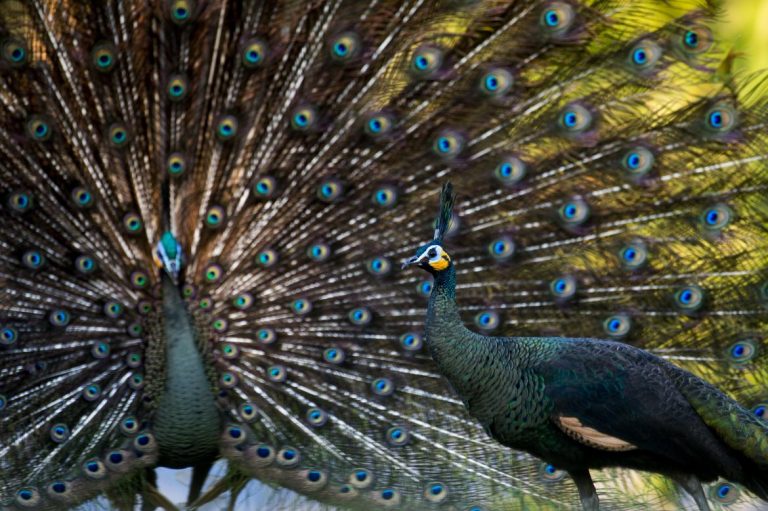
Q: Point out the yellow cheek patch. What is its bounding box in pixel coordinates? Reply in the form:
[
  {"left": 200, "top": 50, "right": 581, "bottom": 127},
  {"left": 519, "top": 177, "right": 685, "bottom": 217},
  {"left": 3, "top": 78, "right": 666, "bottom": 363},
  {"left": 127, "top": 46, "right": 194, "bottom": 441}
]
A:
[{"left": 430, "top": 254, "right": 450, "bottom": 271}]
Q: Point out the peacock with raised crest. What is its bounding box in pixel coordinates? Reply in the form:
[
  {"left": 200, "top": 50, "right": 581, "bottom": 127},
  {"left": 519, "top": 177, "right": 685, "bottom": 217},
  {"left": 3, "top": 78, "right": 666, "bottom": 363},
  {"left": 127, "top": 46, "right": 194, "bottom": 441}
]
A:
[{"left": 1, "top": 0, "right": 767, "bottom": 510}]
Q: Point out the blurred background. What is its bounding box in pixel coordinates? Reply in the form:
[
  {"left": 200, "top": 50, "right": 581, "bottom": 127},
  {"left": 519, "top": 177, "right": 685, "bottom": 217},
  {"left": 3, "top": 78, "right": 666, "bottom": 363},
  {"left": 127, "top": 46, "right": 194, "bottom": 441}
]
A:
[{"left": 72, "top": 1, "right": 768, "bottom": 509}]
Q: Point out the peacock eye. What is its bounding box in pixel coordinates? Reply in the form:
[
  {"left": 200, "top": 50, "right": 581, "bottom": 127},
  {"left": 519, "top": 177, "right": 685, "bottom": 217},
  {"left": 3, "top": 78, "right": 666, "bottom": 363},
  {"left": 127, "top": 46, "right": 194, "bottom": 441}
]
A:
[{"left": 167, "top": 74, "right": 189, "bottom": 101}]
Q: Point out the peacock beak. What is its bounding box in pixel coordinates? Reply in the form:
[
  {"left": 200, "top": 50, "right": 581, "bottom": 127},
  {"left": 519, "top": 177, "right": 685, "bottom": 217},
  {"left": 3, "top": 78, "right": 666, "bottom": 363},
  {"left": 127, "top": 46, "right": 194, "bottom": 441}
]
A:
[{"left": 401, "top": 256, "right": 419, "bottom": 269}]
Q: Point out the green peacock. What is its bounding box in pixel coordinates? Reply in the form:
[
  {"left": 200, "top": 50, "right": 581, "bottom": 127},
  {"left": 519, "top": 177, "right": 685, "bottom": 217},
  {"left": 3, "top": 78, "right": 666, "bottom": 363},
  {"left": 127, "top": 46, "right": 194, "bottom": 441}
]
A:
[{"left": 1, "top": 0, "right": 767, "bottom": 510}]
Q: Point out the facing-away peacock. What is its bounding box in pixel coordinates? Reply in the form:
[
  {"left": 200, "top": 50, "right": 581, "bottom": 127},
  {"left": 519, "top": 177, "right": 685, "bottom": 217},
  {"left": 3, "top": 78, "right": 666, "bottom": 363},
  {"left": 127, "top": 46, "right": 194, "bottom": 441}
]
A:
[{"left": 1, "top": 0, "right": 768, "bottom": 510}]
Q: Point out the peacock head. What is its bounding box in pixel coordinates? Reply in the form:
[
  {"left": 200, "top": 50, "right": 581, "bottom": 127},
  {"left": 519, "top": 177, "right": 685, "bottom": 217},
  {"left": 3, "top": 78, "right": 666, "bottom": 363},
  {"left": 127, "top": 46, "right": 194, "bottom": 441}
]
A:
[
  {"left": 154, "top": 231, "right": 183, "bottom": 284},
  {"left": 401, "top": 183, "right": 455, "bottom": 275}
]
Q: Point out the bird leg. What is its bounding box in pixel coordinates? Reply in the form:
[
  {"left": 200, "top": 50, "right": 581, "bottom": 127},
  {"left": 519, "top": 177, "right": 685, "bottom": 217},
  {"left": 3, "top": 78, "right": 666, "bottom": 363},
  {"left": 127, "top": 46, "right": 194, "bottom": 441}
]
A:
[
  {"left": 670, "top": 473, "right": 711, "bottom": 511},
  {"left": 187, "top": 461, "right": 214, "bottom": 505},
  {"left": 569, "top": 469, "right": 600, "bottom": 511}
]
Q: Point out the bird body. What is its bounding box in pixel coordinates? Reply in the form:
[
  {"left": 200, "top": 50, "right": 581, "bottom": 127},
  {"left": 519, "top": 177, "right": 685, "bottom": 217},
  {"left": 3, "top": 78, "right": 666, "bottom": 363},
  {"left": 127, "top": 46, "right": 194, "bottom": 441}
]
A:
[
  {"left": 2, "top": 0, "right": 768, "bottom": 510},
  {"left": 407, "top": 184, "right": 768, "bottom": 509}
]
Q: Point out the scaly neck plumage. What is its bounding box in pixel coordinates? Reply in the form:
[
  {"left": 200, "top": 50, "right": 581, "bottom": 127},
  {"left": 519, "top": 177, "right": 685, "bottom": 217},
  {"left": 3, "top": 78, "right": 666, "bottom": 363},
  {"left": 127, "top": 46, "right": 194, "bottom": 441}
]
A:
[{"left": 425, "top": 264, "right": 469, "bottom": 355}]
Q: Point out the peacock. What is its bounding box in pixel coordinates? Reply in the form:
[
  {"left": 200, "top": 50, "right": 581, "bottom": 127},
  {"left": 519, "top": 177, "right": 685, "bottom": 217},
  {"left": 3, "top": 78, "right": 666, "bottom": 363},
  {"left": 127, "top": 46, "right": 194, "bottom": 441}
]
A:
[
  {"left": 403, "top": 182, "right": 768, "bottom": 511},
  {"left": 1, "top": 0, "right": 767, "bottom": 510}
]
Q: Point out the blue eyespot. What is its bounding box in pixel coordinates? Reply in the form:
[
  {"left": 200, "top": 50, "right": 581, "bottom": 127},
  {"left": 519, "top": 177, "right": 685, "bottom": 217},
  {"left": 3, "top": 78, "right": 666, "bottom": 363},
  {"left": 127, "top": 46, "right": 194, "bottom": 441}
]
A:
[
  {"left": 550, "top": 275, "right": 577, "bottom": 302},
  {"left": 474, "top": 310, "right": 499, "bottom": 331},
  {"left": 292, "top": 298, "right": 312, "bottom": 315},
  {"left": 49, "top": 309, "right": 71, "bottom": 327},
  {"left": 479, "top": 67, "right": 513, "bottom": 97},
  {"left": 50, "top": 423, "right": 71, "bottom": 443},
  {"left": 216, "top": 115, "right": 238, "bottom": 140},
  {"left": 386, "top": 426, "right": 410, "bottom": 447},
  {"left": 621, "top": 146, "right": 654, "bottom": 179},
  {"left": 82, "top": 383, "right": 102, "bottom": 401},
  {"left": 349, "top": 468, "right": 373, "bottom": 489},
  {"left": 603, "top": 314, "right": 631, "bottom": 338},
  {"left": 291, "top": 106, "right": 317, "bottom": 131},
  {"left": 306, "top": 407, "right": 329, "bottom": 427},
  {"left": 170, "top": 1, "right": 194, "bottom": 24},
  {"left": 239, "top": 402, "right": 259, "bottom": 422},
  {"left": 253, "top": 175, "right": 277, "bottom": 198},
  {"left": 557, "top": 198, "right": 589, "bottom": 227},
  {"left": 400, "top": 332, "right": 423, "bottom": 351},
  {"left": 242, "top": 39, "right": 268, "bottom": 68},
  {"left": 167, "top": 74, "right": 188, "bottom": 101},
  {"left": 257, "top": 327, "right": 277, "bottom": 345},
  {"left": 674, "top": 285, "right": 704, "bottom": 313},
  {"left": 256, "top": 248, "right": 278, "bottom": 268},
  {"left": 324, "top": 347, "right": 345, "bottom": 364},
  {"left": 8, "top": 190, "right": 33, "bottom": 213},
  {"left": 307, "top": 242, "right": 331, "bottom": 262},
  {"left": 558, "top": 104, "right": 593, "bottom": 133},
  {"left": 372, "top": 185, "right": 398, "bottom": 208},
  {"left": 680, "top": 26, "right": 713, "bottom": 54},
  {"left": 704, "top": 103, "right": 736, "bottom": 133},
  {"left": 233, "top": 292, "right": 254, "bottom": 310},
  {"left": 371, "top": 377, "right": 395, "bottom": 396},
  {"left": 26, "top": 116, "right": 52, "bottom": 141},
  {"left": 21, "top": 250, "right": 44, "bottom": 270},
  {"left": 701, "top": 203, "right": 732, "bottom": 231},
  {"left": 3, "top": 39, "right": 28, "bottom": 66},
  {"left": 256, "top": 445, "right": 272, "bottom": 458},
  {"left": 417, "top": 279, "right": 433, "bottom": 297},
  {"left": 277, "top": 446, "right": 300, "bottom": 466},
  {"left": 710, "top": 482, "right": 739, "bottom": 504},
  {"left": 488, "top": 236, "right": 515, "bottom": 262},
  {"left": 317, "top": 178, "right": 343, "bottom": 202},
  {"left": 540, "top": 462, "right": 566, "bottom": 481},
  {"left": 432, "top": 129, "right": 464, "bottom": 159},
  {"left": 540, "top": 2, "right": 575, "bottom": 36},
  {"left": 753, "top": 404, "right": 767, "bottom": 419},
  {"left": 349, "top": 307, "right": 372, "bottom": 326},
  {"left": 0, "top": 326, "right": 17, "bottom": 346},
  {"left": 329, "top": 32, "right": 360, "bottom": 62},
  {"left": 494, "top": 155, "right": 527, "bottom": 185},
  {"left": 728, "top": 339, "right": 757, "bottom": 364},
  {"left": 410, "top": 45, "right": 443, "bottom": 77},
  {"left": 424, "top": 482, "right": 448, "bottom": 503}
]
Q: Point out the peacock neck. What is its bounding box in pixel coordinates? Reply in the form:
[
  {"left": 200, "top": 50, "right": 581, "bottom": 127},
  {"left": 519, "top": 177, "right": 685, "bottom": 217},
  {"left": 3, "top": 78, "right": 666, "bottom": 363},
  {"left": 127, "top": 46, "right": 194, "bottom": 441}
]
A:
[
  {"left": 425, "top": 265, "right": 469, "bottom": 355},
  {"left": 153, "top": 274, "right": 221, "bottom": 468}
]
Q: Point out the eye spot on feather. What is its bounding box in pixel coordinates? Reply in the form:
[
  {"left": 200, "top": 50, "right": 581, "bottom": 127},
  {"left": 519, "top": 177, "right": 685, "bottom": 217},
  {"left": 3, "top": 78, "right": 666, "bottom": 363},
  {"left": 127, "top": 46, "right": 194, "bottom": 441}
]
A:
[
  {"left": 703, "top": 103, "right": 737, "bottom": 135},
  {"left": 479, "top": 67, "right": 513, "bottom": 98},
  {"left": 75, "top": 255, "right": 97, "bottom": 274},
  {"left": 673, "top": 285, "right": 704, "bottom": 313},
  {"left": 424, "top": 482, "right": 448, "bottom": 503},
  {"left": 103, "top": 301, "right": 124, "bottom": 319},
  {"left": 488, "top": 236, "right": 515, "bottom": 262},
  {"left": 410, "top": 45, "right": 443, "bottom": 78},
  {"left": 349, "top": 469, "right": 373, "bottom": 489},
  {"left": 129, "top": 373, "right": 145, "bottom": 390},
  {"left": 130, "top": 270, "right": 149, "bottom": 289},
  {"left": 239, "top": 402, "right": 259, "bottom": 422},
  {"left": 213, "top": 318, "right": 229, "bottom": 335},
  {"left": 71, "top": 186, "right": 95, "bottom": 208},
  {"left": 306, "top": 407, "right": 328, "bottom": 427},
  {"left": 219, "top": 371, "right": 238, "bottom": 388},
  {"left": 119, "top": 416, "right": 140, "bottom": 435},
  {"left": 329, "top": 32, "right": 360, "bottom": 62},
  {"left": 232, "top": 292, "right": 254, "bottom": 310},
  {"left": 700, "top": 203, "right": 732, "bottom": 232},
  {"left": 372, "top": 185, "right": 398, "bottom": 208},
  {"left": 50, "top": 423, "right": 70, "bottom": 443},
  {"left": 242, "top": 39, "right": 268, "bottom": 68},
  {"left": 0, "top": 325, "right": 18, "bottom": 346},
  {"left": 291, "top": 106, "right": 317, "bottom": 131},
  {"left": 618, "top": 240, "right": 648, "bottom": 270},
  {"left": 2, "top": 39, "right": 28, "bottom": 66},
  {"left": 253, "top": 175, "right": 277, "bottom": 198},
  {"left": 494, "top": 155, "right": 526, "bottom": 185},
  {"left": 256, "top": 248, "right": 278, "bottom": 268},
  {"left": 181, "top": 284, "right": 196, "bottom": 299},
  {"left": 49, "top": 309, "right": 71, "bottom": 327},
  {"left": 474, "top": 311, "right": 499, "bottom": 331},
  {"left": 367, "top": 256, "right": 392, "bottom": 276},
  {"left": 416, "top": 279, "right": 433, "bottom": 297},
  {"left": 91, "top": 341, "right": 110, "bottom": 359},
  {"left": 550, "top": 276, "right": 577, "bottom": 302},
  {"left": 752, "top": 404, "right": 767, "bottom": 419},
  {"left": 710, "top": 482, "right": 739, "bottom": 504},
  {"left": 257, "top": 327, "right": 277, "bottom": 345},
  {"left": 292, "top": 298, "right": 312, "bottom": 316},
  {"left": 220, "top": 342, "right": 238, "bottom": 360},
  {"left": 371, "top": 377, "right": 395, "bottom": 397},
  {"left": 540, "top": 2, "right": 576, "bottom": 37},
  {"left": 0, "top": 394, "right": 6, "bottom": 411},
  {"left": 167, "top": 74, "right": 189, "bottom": 101},
  {"left": 303, "top": 469, "right": 328, "bottom": 489},
  {"left": 204, "top": 263, "right": 223, "bottom": 283},
  {"left": 307, "top": 242, "right": 331, "bottom": 262},
  {"left": 557, "top": 198, "right": 590, "bottom": 228},
  {"left": 364, "top": 112, "right": 394, "bottom": 138},
  {"left": 108, "top": 123, "right": 130, "bottom": 147},
  {"left": 8, "top": 191, "right": 33, "bottom": 213},
  {"left": 91, "top": 42, "right": 116, "bottom": 72},
  {"left": 122, "top": 212, "right": 144, "bottom": 234},
  {"left": 628, "top": 40, "right": 662, "bottom": 71},
  {"left": 216, "top": 115, "right": 238, "bottom": 140},
  {"left": 349, "top": 307, "right": 372, "bottom": 326},
  {"left": 385, "top": 426, "right": 410, "bottom": 447},
  {"left": 81, "top": 383, "right": 102, "bottom": 402},
  {"left": 170, "top": 0, "right": 195, "bottom": 24},
  {"left": 323, "top": 347, "right": 345, "bottom": 364},
  {"left": 21, "top": 250, "right": 45, "bottom": 270},
  {"left": 603, "top": 314, "right": 631, "bottom": 339},
  {"left": 276, "top": 447, "right": 301, "bottom": 467},
  {"left": 400, "top": 332, "right": 423, "bottom": 351},
  {"left": 679, "top": 26, "right": 713, "bottom": 55},
  {"left": 621, "top": 147, "right": 654, "bottom": 180},
  {"left": 126, "top": 352, "right": 142, "bottom": 368},
  {"left": 83, "top": 459, "right": 107, "bottom": 479},
  {"left": 432, "top": 129, "right": 464, "bottom": 159},
  {"left": 15, "top": 488, "right": 41, "bottom": 507},
  {"left": 26, "top": 116, "right": 52, "bottom": 141},
  {"left": 317, "top": 178, "right": 343, "bottom": 202},
  {"left": 727, "top": 339, "right": 757, "bottom": 364},
  {"left": 165, "top": 152, "right": 188, "bottom": 176},
  {"left": 558, "top": 103, "right": 593, "bottom": 133},
  {"left": 540, "top": 463, "right": 566, "bottom": 482}
]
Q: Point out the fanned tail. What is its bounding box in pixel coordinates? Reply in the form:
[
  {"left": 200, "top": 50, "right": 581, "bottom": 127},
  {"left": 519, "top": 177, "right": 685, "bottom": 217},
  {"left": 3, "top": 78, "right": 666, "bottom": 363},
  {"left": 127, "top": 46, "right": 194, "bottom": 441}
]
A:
[{"left": 1, "top": 0, "right": 768, "bottom": 510}]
